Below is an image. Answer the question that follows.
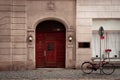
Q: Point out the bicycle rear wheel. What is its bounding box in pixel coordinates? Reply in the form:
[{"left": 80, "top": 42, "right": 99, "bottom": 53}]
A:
[
  {"left": 102, "top": 62, "right": 115, "bottom": 75},
  {"left": 81, "top": 62, "right": 93, "bottom": 74}
]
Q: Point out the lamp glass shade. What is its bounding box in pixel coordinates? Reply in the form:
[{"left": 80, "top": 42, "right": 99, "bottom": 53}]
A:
[
  {"left": 68, "top": 35, "right": 72, "bottom": 42},
  {"left": 28, "top": 36, "right": 33, "bottom": 42}
]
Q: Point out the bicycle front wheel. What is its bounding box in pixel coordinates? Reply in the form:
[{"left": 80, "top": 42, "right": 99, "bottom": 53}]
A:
[
  {"left": 81, "top": 62, "right": 93, "bottom": 74},
  {"left": 102, "top": 62, "right": 115, "bottom": 75}
]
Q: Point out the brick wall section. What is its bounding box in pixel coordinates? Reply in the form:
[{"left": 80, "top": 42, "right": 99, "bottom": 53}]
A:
[{"left": 76, "top": 0, "right": 120, "bottom": 68}]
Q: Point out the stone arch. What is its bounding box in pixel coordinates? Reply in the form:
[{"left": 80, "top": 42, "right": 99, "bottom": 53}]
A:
[
  {"left": 34, "top": 17, "right": 69, "bottom": 31},
  {"left": 35, "top": 18, "right": 67, "bottom": 68}
]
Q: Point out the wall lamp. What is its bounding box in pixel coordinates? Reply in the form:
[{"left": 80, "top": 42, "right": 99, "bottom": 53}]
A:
[
  {"left": 28, "top": 35, "right": 33, "bottom": 42},
  {"left": 68, "top": 35, "right": 73, "bottom": 42}
]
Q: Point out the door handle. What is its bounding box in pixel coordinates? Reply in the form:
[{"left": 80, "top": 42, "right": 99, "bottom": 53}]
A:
[{"left": 44, "top": 50, "right": 46, "bottom": 56}]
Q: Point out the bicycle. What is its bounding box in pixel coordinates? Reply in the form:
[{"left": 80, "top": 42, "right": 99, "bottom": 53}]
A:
[{"left": 81, "top": 58, "right": 115, "bottom": 75}]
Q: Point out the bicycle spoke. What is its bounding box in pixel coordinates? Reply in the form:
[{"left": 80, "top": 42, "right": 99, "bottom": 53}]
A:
[
  {"left": 81, "top": 62, "right": 93, "bottom": 74},
  {"left": 102, "top": 63, "right": 115, "bottom": 75}
]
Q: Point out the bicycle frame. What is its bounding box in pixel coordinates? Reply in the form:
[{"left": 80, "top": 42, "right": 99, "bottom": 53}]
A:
[
  {"left": 90, "top": 59, "right": 107, "bottom": 70},
  {"left": 81, "top": 58, "right": 115, "bottom": 75}
]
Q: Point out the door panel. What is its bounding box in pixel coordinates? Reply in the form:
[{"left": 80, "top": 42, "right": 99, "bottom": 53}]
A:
[
  {"left": 36, "top": 32, "right": 65, "bottom": 68},
  {"left": 45, "top": 41, "right": 56, "bottom": 67},
  {"left": 36, "top": 33, "right": 45, "bottom": 67}
]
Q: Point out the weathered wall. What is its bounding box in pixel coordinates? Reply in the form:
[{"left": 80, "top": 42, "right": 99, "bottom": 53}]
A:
[
  {"left": 0, "top": 0, "right": 76, "bottom": 70},
  {"left": 0, "top": 0, "right": 120, "bottom": 70},
  {"left": 0, "top": 0, "right": 27, "bottom": 70},
  {"left": 76, "top": 0, "right": 120, "bottom": 68},
  {"left": 93, "top": 19, "right": 120, "bottom": 30},
  {"left": 0, "top": 0, "right": 11, "bottom": 70},
  {"left": 11, "top": 0, "right": 27, "bottom": 71},
  {"left": 27, "top": 0, "right": 76, "bottom": 69}
]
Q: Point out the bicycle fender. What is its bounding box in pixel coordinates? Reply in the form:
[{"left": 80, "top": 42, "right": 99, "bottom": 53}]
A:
[{"left": 83, "top": 61, "right": 92, "bottom": 63}]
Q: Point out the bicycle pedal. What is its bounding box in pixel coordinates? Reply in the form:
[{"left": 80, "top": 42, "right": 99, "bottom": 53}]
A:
[
  {"left": 95, "top": 69, "right": 97, "bottom": 71},
  {"left": 93, "top": 68, "right": 97, "bottom": 71}
]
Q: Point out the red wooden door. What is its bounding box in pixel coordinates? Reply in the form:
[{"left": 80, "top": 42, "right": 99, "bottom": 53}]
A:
[
  {"left": 45, "top": 41, "right": 56, "bottom": 67},
  {"left": 36, "top": 32, "right": 65, "bottom": 68},
  {"left": 36, "top": 33, "right": 45, "bottom": 67}
]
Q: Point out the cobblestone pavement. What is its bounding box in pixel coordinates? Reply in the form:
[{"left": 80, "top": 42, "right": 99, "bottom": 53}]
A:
[{"left": 0, "top": 68, "right": 120, "bottom": 80}]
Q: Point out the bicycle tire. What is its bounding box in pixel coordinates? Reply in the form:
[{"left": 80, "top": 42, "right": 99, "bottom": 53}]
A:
[
  {"left": 81, "top": 62, "right": 93, "bottom": 74},
  {"left": 102, "top": 62, "right": 115, "bottom": 75}
]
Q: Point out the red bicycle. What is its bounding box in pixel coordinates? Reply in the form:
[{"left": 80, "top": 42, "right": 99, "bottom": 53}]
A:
[{"left": 81, "top": 58, "right": 115, "bottom": 75}]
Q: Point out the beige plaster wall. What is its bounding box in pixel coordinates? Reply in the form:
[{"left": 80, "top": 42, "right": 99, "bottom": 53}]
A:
[
  {"left": 0, "top": 0, "right": 27, "bottom": 70},
  {"left": 92, "top": 19, "right": 120, "bottom": 30},
  {"left": 0, "top": 0, "right": 120, "bottom": 70},
  {"left": 0, "top": 0, "right": 12, "bottom": 71},
  {"left": 0, "top": 0, "right": 76, "bottom": 70},
  {"left": 76, "top": 0, "right": 120, "bottom": 68}
]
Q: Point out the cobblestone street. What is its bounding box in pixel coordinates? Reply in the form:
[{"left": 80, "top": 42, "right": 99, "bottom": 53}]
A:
[{"left": 0, "top": 68, "right": 120, "bottom": 80}]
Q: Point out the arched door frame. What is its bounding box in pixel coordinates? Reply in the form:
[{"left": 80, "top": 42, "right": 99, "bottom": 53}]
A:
[
  {"left": 34, "top": 17, "right": 69, "bottom": 30},
  {"left": 27, "top": 17, "right": 75, "bottom": 69},
  {"left": 34, "top": 17, "right": 69, "bottom": 68},
  {"left": 27, "top": 17, "right": 76, "bottom": 69}
]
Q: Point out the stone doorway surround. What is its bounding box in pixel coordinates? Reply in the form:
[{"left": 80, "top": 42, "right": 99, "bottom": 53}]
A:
[
  {"left": 27, "top": 18, "right": 76, "bottom": 69},
  {"left": 35, "top": 20, "right": 66, "bottom": 68},
  {"left": 27, "top": 0, "right": 76, "bottom": 69}
]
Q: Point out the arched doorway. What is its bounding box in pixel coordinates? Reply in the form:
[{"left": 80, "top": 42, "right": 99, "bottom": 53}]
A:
[{"left": 36, "top": 20, "right": 66, "bottom": 68}]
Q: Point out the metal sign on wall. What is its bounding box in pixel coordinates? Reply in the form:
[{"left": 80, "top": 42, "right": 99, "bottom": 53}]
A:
[{"left": 98, "top": 26, "right": 104, "bottom": 36}]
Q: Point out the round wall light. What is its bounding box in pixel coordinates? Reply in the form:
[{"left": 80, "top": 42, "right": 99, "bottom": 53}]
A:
[
  {"left": 28, "top": 35, "right": 33, "bottom": 42},
  {"left": 68, "top": 35, "right": 73, "bottom": 42}
]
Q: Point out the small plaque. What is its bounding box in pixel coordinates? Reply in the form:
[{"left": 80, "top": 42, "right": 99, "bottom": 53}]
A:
[{"left": 78, "top": 42, "right": 90, "bottom": 48}]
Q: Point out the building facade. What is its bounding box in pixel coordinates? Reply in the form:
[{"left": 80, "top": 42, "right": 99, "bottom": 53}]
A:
[{"left": 0, "top": 0, "right": 120, "bottom": 70}]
